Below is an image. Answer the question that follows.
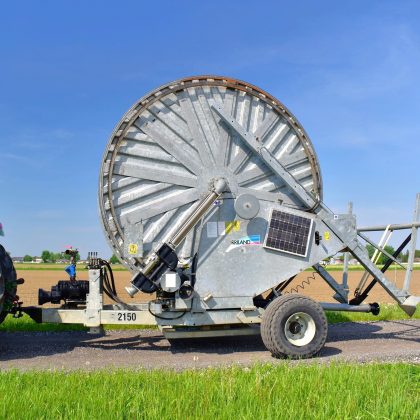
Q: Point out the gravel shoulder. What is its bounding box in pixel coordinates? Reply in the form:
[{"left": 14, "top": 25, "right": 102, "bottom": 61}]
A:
[{"left": 0, "top": 320, "right": 419, "bottom": 371}]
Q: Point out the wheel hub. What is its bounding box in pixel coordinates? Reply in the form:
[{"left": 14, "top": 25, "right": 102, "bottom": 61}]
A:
[
  {"left": 288, "top": 321, "right": 302, "bottom": 334},
  {"left": 284, "top": 311, "right": 316, "bottom": 347}
]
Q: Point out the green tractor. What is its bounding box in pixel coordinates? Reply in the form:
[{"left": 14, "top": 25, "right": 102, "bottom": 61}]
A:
[{"left": 0, "top": 245, "right": 20, "bottom": 324}]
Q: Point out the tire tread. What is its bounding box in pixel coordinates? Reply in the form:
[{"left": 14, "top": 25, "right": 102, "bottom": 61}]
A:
[{"left": 261, "top": 294, "right": 327, "bottom": 359}]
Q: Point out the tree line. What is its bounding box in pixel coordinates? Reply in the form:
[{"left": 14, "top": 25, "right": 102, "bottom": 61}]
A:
[
  {"left": 365, "top": 245, "right": 419, "bottom": 264},
  {"left": 21, "top": 247, "right": 418, "bottom": 265},
  {"left": 22, "top": 251, "right": 81, "bottom": 263},
  {"left": 22, "top": 251, "right": 121, "bottom": 264}
]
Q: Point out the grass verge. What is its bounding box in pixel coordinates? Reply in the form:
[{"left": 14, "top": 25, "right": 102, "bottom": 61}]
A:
[
  {"left": 14, "top": 263, "right": 420, "bottom": 271},
  {"left": 0, "top": 364, "right": 418, "bottom": 419},
  {"left": 0, "top": 304, "right": 418, "bottom": 333},
  {"left": 325, "top": 303, "right": 420, "bottom": 323},
  {"left": 0, "top": 314, "right": 87, "bottom": 332},
  {"left": 318, "top": 264, "right": 420, "bottom": 271},
  {"left": 0, "top": 314, "right": 154, "bottom": 332},
  {"left": 14, "top": 263, "right": 127, "bottom": 271}
]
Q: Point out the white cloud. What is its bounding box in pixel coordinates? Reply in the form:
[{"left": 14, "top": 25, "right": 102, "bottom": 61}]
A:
[
  {"left": 0, "top": 152, "right": 31, "bottom": 162},
  {"left": 34, "top": 209, "right": 68, "bottom": 220},
  {"left": 322, "top": 24, "right": 420, "bottom": 100}
]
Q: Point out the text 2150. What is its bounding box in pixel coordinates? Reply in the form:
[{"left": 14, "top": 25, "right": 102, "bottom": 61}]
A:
[{"left": 117, "top": 312, "right": 137, "bottom": 322}]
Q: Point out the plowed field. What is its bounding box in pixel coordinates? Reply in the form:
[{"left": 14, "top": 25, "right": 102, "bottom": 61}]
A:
[{"left": 15, "top": 269, "right": 420, "bottom": 307}]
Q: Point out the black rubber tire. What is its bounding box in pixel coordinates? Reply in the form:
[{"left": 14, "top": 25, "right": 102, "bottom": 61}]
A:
[
  {"left": 261, "top": 294, "right": 327, "bottom": 359},
  {"left": 0, "top": 244, "right": 17, "bottom": 323},
  {"left": 0, "top": 311, "right": 7, "bottom": 324}
]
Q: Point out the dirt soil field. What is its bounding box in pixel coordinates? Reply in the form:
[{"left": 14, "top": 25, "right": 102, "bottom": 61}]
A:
[
  {"left": 0, "top": 320, "right": 419, "bottom": 370},
  {"left": 15, "top": 269, "right": 420, "bottom": 307}
]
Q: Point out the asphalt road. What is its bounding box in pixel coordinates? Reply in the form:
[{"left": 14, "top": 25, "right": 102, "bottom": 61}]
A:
[{"left": 0, "top": 320, "right": 419, "bottom": 370}]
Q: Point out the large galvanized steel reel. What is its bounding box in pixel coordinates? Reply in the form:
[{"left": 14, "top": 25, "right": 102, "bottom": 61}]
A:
[{"left": 99, "top": 76, "right": 323, "bottom": 271}]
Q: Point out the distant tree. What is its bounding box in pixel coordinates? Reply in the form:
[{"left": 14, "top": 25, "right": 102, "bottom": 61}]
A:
[
  {"left": 366, "top": 244, "right": 375, "bottom": 260},
  {"left": 23, "top": 255, "right": 33, "bottom": 262},
  {"left": 109, "top": 254, "right": 119, "bottom": 264},
  {"left": 365, "top": 244, "right": 395, "bottom": 265},
  {"left": 381, "top": 245, "right": 395, "bottom": 264},
  {"left": 55, "top": 252, "right": 80, "bottom": 261},
  {"left": 50, "top": 252, "right": 64, "bottom": 263},
  {"left": 41, "top": 250, "right": 51, "bottom": 263},
  {"left": 400, "top": 249, "right": 420, "bottom": 262},
  {"left": 401, "top": 250, "right": 409, "bottom": 263},
  {"left": 62, "top": 250, "right": 80, "bottom": 262}
]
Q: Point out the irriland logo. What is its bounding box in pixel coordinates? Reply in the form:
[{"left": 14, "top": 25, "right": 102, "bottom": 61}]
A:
[{"left": 226, "top": 235, "right": 261, "bottom": 252}]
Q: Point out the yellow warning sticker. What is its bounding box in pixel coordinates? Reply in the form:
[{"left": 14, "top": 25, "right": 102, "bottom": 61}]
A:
[
  {"left": 128, "top": 243, "right": 138, "bottom": 255},
  {"left": 225, "top": 221, "right": 241, "bottom": 234},
  {"left": 324, "top": 231, "right": 330, "bottom": 241}
]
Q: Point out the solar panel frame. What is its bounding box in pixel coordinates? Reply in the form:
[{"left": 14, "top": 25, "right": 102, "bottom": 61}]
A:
[{"left": 263, "top": 209, "right": 314, "bottom": 257}]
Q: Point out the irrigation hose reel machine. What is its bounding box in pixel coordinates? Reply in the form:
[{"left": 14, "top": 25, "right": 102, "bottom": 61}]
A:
[{"left": 7, "top": 76, "right": 420, "bottom": 359}]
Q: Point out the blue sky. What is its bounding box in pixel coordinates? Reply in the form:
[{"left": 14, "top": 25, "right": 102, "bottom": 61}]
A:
[{"left": 1, "top": 1, "right": 419, "bottom": 258}]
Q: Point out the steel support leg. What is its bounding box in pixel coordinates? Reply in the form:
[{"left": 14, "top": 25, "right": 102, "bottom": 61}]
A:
[
  {"left": 403, "top": 193, "right": 420, "bottom": 291},
  {"left": 313, "top": 264, "right": 348, "bottom": 303},
  {"left": 349, "top": 242, "right": 419, "bottom": 315}
]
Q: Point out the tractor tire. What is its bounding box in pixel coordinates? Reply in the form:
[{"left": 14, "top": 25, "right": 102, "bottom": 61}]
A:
[
  {"left": 0, "top": 244, "right": 17, "bottom": 324},
  {"left": 261, "top": 294, "right": 327, "bottom": 359}
]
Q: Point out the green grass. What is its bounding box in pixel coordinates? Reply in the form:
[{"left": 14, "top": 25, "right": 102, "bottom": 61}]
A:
[
  {"left": 0, "top": 314, "right": 154, "bottom": 332},
  {"left": 306, "top": 263, "right": 420, "bottom": 271},
  {"left": 15, "top": 263, "right": 420, "bottom": 272},
  {"left": 0, "top": 314, "right": 87, "bottom": 332},
  {"left": 14, "top": 263, "right": 127, "bottom": 271},
  {"left": 1, "top": 304, "right": 418, "bottom": 333},
  {"left": 325, "top": 303, "right": 420, "bottom": 323},
  {"left": 0, "top": 364, "right": 418, "bottom": 419}
]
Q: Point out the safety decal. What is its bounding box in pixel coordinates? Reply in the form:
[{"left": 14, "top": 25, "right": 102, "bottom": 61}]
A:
[
  {"left": 225, "top": 220, "right": 241, "bottom": 234},
  {"left": 128, "top": 243, "right": 138, "bottom": 255},
  {"left": 207, "top": 221, "right": 241, "bottom": 238}
]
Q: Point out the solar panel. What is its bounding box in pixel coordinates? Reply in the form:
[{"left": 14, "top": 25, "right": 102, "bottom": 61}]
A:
[{"left": 263, "top": 209, "right": 313, "bottom": 257}]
